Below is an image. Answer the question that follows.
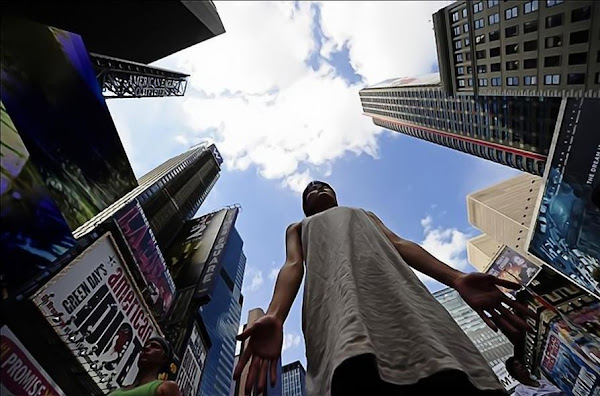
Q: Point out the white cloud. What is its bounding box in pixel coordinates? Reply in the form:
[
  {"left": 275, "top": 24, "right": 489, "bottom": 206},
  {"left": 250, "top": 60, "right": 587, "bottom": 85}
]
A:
[
  {"left": 416, "top": 215, "right": 470, "bottom": 282},
  {"left": 282, "top": 332, "right": 302, "bottom": 352},
  {"left": 174, "top": 134, "right": 189, "bottom": 146},
  {"left": 249, "top": 270, "right": 264, "bottom": 292},
  {"left": 268, "top": 268, "right": 279, "bottom": 281},
  {"left": 318, "top": 1, "right": 452, "bottom": 85}
]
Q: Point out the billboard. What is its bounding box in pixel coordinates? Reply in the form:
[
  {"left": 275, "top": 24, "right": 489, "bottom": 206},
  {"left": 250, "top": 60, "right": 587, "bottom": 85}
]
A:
[
  {"left": 166, "top": 209, "right": 228, "bottom": 289},
  {"left": 541, "top": 321, "right": 599, "bottom": 396},
  {"left": 528, "top": 98, "right": 600, "bottom": 299},
  {"left": 208, "top": 144, "right": 223, "bottom": 166},
  {"left": 114, "top": 200, "right": 176, "bottom": 320},
  {"left": 490, "top": 362, "right": 519, "bottom": 392},
  {"left": 1, "top": 102, "right": 76, "bottom": 298},
  {"left": 485, "top": 246, "right": 541, "bottom": 295},
  {"left": 32, "top": 233, "right": 160, "bottom": 393},
  {"left": 0, "top": 17, "right": 138, "bottom": 230},
  {"left": 1, "top": 326, "right": 65, "bottom": 396},
  {"left": 176, "top": 323, "right": 208, "bottom": 396},
  {"left": 367, "top": 72, "right": 440, "bottom": 89}
]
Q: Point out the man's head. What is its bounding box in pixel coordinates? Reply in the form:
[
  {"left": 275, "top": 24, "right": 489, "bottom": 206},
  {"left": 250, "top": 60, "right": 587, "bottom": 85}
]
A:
[
  {"left": 138, "top": 336, "right": 172, "bottom": 371},
  {"left": 302, "top": 181, "right": 338, "bottom": 217},
  {"left": 505, "top": 356, "right": 531, "bottom": 383}
]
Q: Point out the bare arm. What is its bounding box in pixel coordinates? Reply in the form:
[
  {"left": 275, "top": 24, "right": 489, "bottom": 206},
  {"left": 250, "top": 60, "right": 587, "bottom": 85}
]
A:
[
  {"left": 366, "top": 211, "right": 461, "bottom": 287},
  {"left": 266, "top": 222, "right": 304, "bottom": 323},
  {"left": 157, "top": 381, "right": 180, "bottom": 396}
]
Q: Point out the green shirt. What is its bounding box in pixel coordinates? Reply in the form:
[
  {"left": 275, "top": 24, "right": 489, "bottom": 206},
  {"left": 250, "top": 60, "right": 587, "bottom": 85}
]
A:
[{"left": 109, "top": 380, "right": 163, "bottom": 396}]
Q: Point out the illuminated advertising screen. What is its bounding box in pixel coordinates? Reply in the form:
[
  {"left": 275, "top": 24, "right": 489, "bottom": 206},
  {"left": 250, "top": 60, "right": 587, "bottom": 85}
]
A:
[
  {"left": 1, "top": 102, "right": 76, "bottom": 298},
  {"left": 485, "top": 246, "right": 541, "bottom": 295},
  {"left": 114, "top": 200, "right": 176, "bottom": 320},
  {"left": 1, "top": 17, "right": 138, "bottom": 230},
  {"left": 1, "top": 326, "right": 65, "bottom": 396},
  {"left": 528, "top": 98, "right": 600, "bottom": 299},
  {"left": 32, "top": 233, "right": 160, "bottom": 394}
]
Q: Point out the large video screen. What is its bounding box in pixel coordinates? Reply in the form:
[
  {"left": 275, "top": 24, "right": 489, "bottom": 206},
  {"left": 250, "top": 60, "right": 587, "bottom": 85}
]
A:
[
  {"left": 0, "top": 17, "right": 138, "bottom": 230},
  {"left": 1, "top": 102, "right": 76, "bottom": 297},
  {"left": 528, "top": 98, "right": 600, "bottom": 299}
]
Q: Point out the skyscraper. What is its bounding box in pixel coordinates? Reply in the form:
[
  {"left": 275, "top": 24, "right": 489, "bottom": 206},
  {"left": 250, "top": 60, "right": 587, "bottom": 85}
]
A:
[
  {"left": 432, "top": 0, "right": 600, "bottom": 97},
  {"left": 199, "top": 226, "right": 246, "bottom": 396},
  {"left": 75, "top": 143, "right": 222, "bottom": 248},
  {"left": 433, "top": 288, "right": 517, "bottom": 391},
  {"left": 282, "top": 361, "right": 306, "bottom": 396},
  {"left": 466, "top": 173, "right": 545, "bottom": 270},
  {"left": 359, "top": 74, "right": 561, "bottom": 176}
]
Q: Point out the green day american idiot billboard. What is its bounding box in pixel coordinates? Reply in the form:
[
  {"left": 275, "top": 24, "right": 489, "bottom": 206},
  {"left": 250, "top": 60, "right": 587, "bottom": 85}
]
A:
[
  {"left": 527, "top": 98, "right": 600, "bottom": 299},
  {"left": 0, "top": 17, "right": 138, "bottom": 230},
  {"left": 1, "top": 326, "right": 65, "bottom": 396},
  {"left": 1, "top": 102, "right": 76, "bottom": 298},
  {"left": 32, "top": 233, "right": 160, "bottom": 394}
]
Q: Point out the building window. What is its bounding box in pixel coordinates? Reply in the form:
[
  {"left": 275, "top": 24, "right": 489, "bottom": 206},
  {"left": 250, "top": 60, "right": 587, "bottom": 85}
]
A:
[
  {"left": 488, "top": 0, "right": 499, "bottom": 7},
  {"left": 570, "top": 30, "right": 589, "bottom": 45},
  {"left": 544, "top": 74, "right": 560, "bottom": 85},
  {"left": 491, "top": 77, "right": 501, "bottom": 86},
  {"left": 466, "top": 52, "right": 472, "bottom": 61},
  {"left": 473, "top": 2, "right": 484, "bottom": 13},
  {"left": 479, "top": 78, "right": 488, "bottom": 87},
  {"left": 462, "top": 8, "right": 468, "bottom": 18},
  {"left": 505, "top": 25, "right": 518, "bottom": 38},
  {"left": 465, "top": 37, "right": 470, "bottom": 47},
  {"left": 464, "top": 23, "right": 469, "bottom": 33},
  {"left": 489, "top": 30, "right": 500, "bottom": 41},
  {"left": 505, "top": 6, "right": 518, "bottom": 20},
  {"left": 571, "top": 6, "right": 591, "bottom": 22},
  {"left": 452, "top": 11, "right": 459, "bottom": 22},
  {"left": 523, "top": 20, "right": 538, "bottom": 34},
  {"left": 506, "top": 43, "right": 519, "bottom": 55},
  {"left": 456, "top": 53, "right": 464, "bottom": 63},
  {"left": 476, "top": 50, "right": 486, "bottom": 59},
  {"left": 453, "top": 26, "right": 461, "bottom": 36},
  {"left": 524, "top": 75, "right": 537, "bottom": 85},
  {"left": 546, "top": 0, "right": 563, "bottom": 7},
  {"left": 567, "top": 73, "right": 585, "bottom": 85},
  {"left": 454, "top": 40, "right": 462, "bottom": 49},
  {"left": 546, "top": 14, "right": 563, "bottom": 28},
  {"left": 596, "top": 72, "right": 600, "bottom": 84},
  {"left": 457, "top": 66, "right": 465, "bottom": 75},
  {"left": 524, "top": 0, "right": 539, "bottom": 14},
  {"left": 524, "top": 58, "right": 537, "bottom": 69},
  {"left": 491, "top": 62, "right": 501, "bottom": 72},
  {"left": 506, "top": 60, "right": 519, "bottom": 70},
  {"left": 544, "top": 55, "right": 561, "bottom": 67},
  {"left": 506, "top": 77, "right": 519, "bottom": 87},
  {"left": 467, "top": 66, "right": 473, "bottom": 74},
  {"left": 568, "top": 52, "right": 587, "bottom": 65},
  {"left": 488, "top": 13, "right": 500, "bottom": 25},
  {"left": 475, "top": 18, "right": 485, "bottom": 29},
  {"left": 468, "top": 78, "right": 473, "bottom": 86},
  {"left": 478, "top": 65, "right": 488, "bottom": 74},
  {"left": 545, "top": 35, "right": 562, "bottom": 48},
  {"left": 490, "top": 47, "right": 500, "bottom": 57},
  {"left": 475, "top": 34, "right": 486, "bottom": 44},
  {"left": 524, "top": 39, "right": 538, "bottom": 51},
  {"left": 458, "top": 79, "right": 466, "bottom": 87}
]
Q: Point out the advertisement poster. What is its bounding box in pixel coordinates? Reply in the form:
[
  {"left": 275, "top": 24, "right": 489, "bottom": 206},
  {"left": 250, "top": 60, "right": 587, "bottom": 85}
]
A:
[
  {"left": 115, "top": 200, "right": 176, "bottom": 320},
  {"left": 166, "top": 209, "right": 228, "bottom": 289},
  {"left": 1, "top": 326, "right": 65, "bottom": 396},
  {"left": 0, "top": 17, "right": 138, "bottom": 230},
  {"left": 1, "top": 102, "right": 76, "bottom": 298},
  {"left": 491, "top": 361, "right": 519, "bottom": 392},
  {"left": 208, "top": 144, "right": 223, "bottom": 166},
  {"left": 176, "top": 324, "right": 207, "bottom": 396},
  {"left": 32, "top": 233, "right": 160, "bottom": 393},
  {"left": 541, "top": 322, "right": 600, "bottom": 396},
  {"left": 528, "top": 98, "right": 600, "bottom": 299},
  {"left": 486, "top": 247, "right": 541, "bottom": 295}
]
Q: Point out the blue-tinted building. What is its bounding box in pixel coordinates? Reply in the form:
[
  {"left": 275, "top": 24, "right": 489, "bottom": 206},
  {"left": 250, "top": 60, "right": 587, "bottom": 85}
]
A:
[
  {"left": 282, "top": 361, "right": 306, "bottom": 396},
  {"left": 199, "top": 228, "right": 246, "bottom": 396}
]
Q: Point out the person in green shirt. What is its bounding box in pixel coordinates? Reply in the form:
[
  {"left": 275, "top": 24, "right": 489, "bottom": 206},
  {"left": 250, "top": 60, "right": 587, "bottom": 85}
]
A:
[{"left": 110, "top": 336, "right": 180, "bottom": 396}]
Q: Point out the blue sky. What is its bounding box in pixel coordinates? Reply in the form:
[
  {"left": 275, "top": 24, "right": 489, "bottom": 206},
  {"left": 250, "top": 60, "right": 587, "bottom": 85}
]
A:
[{"left": 107, "top": 1, "right": 519, "bottom": 368}]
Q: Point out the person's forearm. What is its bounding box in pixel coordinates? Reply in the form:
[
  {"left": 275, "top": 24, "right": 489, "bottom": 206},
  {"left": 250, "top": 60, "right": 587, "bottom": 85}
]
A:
[
  {"left": 266, "top": 261, "right": 304, "bottom": 323},
  {"left": 395, "top": 240, "right": 464, "bottom": 288}
]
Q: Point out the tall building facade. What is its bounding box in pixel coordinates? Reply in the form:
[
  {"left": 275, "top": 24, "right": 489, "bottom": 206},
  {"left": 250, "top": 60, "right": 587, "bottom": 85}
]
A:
[
  {"left": 282, "top": 361, "right": 306, "bottom": 396},
  {"left": 75, "top": 143, "right": 222, "bottom": 248},
  {"left": 359, "top": 75, "right": 561, "bottom": 176},
  {"left": 433, "top": 0, "right": 600, "bottom": 97},
  {"left": 433, "top": 288, "right": 516, "bottom": 391},
  {"left": 466, "top": 173, "right": 545, "bottom": 269},
  {"left": 199, "top": 228, "right": 246, "bottom": 396}
]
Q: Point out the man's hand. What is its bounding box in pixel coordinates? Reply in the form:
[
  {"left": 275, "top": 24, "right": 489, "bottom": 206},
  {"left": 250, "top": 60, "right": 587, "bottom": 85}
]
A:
[
  {"left": 453, "top": 273, "right": 534, "bottom": 339},
  {"left": 233, "top": 314, "right": 284, "bottom": 395}
]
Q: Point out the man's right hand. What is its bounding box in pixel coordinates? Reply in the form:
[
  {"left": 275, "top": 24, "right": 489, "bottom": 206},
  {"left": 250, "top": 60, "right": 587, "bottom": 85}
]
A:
[{"left": 233, "top": 314, "right": 284, "bottom": 395}]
